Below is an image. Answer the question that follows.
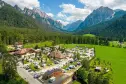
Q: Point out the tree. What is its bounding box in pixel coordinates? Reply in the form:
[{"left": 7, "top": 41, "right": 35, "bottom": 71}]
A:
[
  {"left": 76, "top": 53, "right": 80, "bottom": 60},
  {"left": 0, "top": 44, "right": 7, "bottom": 54},
  {"left": 34, "top": 45, "right": 39, "bottom": 49},
  {"left": 77, "top": 67, "right": 88, "bottom": 84},
  {"left": 81, "top": 58, "right": 90, "bottom": 70},
  {"left": 2, "top": 54, "right": 17, "bottom": 80},
  {"left": 88, "top": 71, "right": 96, "bottom": 84},
  {"left": 103, "top": 78, "right": 109, "bottom": 84}
]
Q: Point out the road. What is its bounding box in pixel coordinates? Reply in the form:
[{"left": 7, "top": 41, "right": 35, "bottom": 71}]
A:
[{"left": 17, "top": 63, "right": 42, "bottom": 84}]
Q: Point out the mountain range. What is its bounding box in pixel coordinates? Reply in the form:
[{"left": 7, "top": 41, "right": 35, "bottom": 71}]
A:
[
  {"left": 64, "top": 20, "right": 82, "bottom": 31},
  {"left": 76, "top": 7, "right": 126, "bottom": 38},
  {"left": 0, "top": 0, "right": 64, "bottom": 32},
  {"left": 0, "top": 0, "right": 126, "bottom": 39}
]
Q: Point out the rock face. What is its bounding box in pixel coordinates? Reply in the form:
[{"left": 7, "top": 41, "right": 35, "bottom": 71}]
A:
[
  {"left": 78, "top": 6, "right": 114, "bottom": 29},
  {"left": 23, "top": 8, "right": 63, "bottom": 29},
  {"left": 64, "top": 20, "right": 82, "bottom": 31},
  {"left": 0, "top": 0, "right": 5, "bottom": 8},
  {"left": 14, "top": 5, "right": 63, "bottom": 29}
]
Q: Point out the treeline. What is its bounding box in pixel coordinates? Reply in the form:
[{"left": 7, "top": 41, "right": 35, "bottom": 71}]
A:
[{"left": 0, "top": 27, "right": 110, "bottom": 46}]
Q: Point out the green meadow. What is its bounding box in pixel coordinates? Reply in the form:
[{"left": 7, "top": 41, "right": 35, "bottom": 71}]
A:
[
  {"left": 61, "top": 44, "right": 126, "bottom": 84},
  {"left": 24, "top": 41, "right": 53, "bottom": 48}
]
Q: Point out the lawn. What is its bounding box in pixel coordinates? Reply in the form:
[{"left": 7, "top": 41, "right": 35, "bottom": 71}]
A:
[
  {"left": 61, "top": 44, "right": 126, "bottom": 84},
  {"left": 83, "top": 34, "right": 96, "bottom": 37},
  {"left": 24, "top": 41, "right": 53, "bottom": 48},
  {"left": 29, "top": 63, "right": 40, "bottom": 71}
]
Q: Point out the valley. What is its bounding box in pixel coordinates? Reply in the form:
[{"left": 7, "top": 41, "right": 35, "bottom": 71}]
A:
[{"left": 0, "top": 0, "right": 126, "bottom": 84}]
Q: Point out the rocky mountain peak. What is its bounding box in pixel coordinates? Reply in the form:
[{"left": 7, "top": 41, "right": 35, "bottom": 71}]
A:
[{"left": 78, "top": 6, "right": 114, "bottom": 29}]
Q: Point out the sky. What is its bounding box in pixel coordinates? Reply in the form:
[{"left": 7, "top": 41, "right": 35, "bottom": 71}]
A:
[{"left": 2, "top": 0, "right": 126, "bottom": 25}]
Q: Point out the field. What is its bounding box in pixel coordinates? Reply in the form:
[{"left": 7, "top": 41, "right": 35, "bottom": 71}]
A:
[
  {"left": 83, "top": 34, "right": 96, "bottom": 37},
  {"left": 24, "top": 41, "right": 53, "bottom": 48},
  {"left": 61, "top": 44, "right": 126, "bottom": 84}
]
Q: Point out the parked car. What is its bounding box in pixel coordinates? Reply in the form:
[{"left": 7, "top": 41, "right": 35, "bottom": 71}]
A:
[
  {"left": 69, "top": 65, "right": 75, "bottom": 69},
  {"left": 48, "top": 77, "right": 56, "bottom": 83},
  {"left": 33, "top": 73, "right": 40, "bottom": 79},
  {"left": 66, "top": 67, "right": 70, "bottom": 70},
  {"left": 42, "top": 64, "right": 46, "bottom": 67},
  {"left": 25, "top": 66, "right": 30, "bottom": 70},
  {"left": 54, "top": 61, "right": 59, "bottom": 64},
  {"left": 28, "top": 69, "right": 32, "bottom": 72},
  {"left": 77, "top": 62, "right": 81, "bottom": 65}
]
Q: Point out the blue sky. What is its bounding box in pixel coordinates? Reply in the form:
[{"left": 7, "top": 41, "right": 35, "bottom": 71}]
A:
[
  {"left": 3, "top": 0, "right": 126, "bottom": 25},
  {"left": 39, "top": 0, "right": 84, "bottom": 15}
]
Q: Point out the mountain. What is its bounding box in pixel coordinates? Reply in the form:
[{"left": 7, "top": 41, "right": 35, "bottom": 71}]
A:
[
  {"left": 0, "top": 1, "right": 39, "bottom": 28},
  {"left": 99, "top": 14, "right": 126, "bottom": 38},
  {"left": 77, "top": 10, "right": 126, "bottom": 39},
  {"left": 64, "top": 20, "right": 82, "bottom": 31},
  {"left": 21, "top": 7, "right": 63, "bottom": 30},
  {"left": 77, "top": 6, "right": 114, "bottom": 30}
]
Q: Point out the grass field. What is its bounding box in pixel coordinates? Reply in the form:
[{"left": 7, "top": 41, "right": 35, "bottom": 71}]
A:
[
  {"left": 83, "top": 34, "right": 96, "bottom": 37},
  {"left": 61, "top": 44, "right": 126, "bottom": 84},
  {"left": 24, "top": 41, "right": 53, "bottom": 48}
]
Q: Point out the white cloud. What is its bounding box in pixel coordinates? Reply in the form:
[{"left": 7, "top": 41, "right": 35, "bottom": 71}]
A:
[
  {"left": 47, "top": 13, "right": 54, "bottom": 17},
  {"left": 57, "top": 0, "right": 126, "bottom": 25},
  {"left": 3, "top": 0, "right": 40, "bottom": 9},
  {"left": 57, "top": 12, "right": 67, "bottom": 18},
  {"left": 57, "top": 4, "right": 91, "bottom": 25},
  {"left": 79, "top": 0, "right": 126, "bottom": 10},
  {"left": 57, "top": 20, "right": 69, "bottom": 26}
]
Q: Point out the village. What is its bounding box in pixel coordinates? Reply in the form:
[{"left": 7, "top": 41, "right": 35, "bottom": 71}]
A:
[{"left": 8, "top": 42, "right": 95, "bottom": 84}]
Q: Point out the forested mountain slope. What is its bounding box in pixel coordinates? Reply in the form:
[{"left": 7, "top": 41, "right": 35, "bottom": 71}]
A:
[{"left": 0, "top": 1, "right": 38, "bottom": 28}]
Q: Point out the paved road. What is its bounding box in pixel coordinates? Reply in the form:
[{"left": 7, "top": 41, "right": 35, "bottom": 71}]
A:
[{"left": 17, "top": 63, "right": 41, "bottom": 84}]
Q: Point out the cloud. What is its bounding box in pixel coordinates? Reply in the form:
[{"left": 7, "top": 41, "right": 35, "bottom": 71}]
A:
[
  {"left": 47, "top": 13, "right": 54, "bottom": 17},
  {"left": 57, "top": 12, "right": 67, "bottom": 18},
  {"left": 57, "top": 4, "right": 91, "bottom": 25},
  {"left": 59, "top": 4, "right": 91, "bottom": 21},
  {"left": 57, "top": 0, "right": 126, "bottom": 25},
  {"left": 57, "top": 20, "right": 69, "bottom": 26},
  {"left": 3, "top": 0, "right": 40, "bottom": 9},
  {"left": 78, "top": 0, "right": 126, "bottom": 10}
]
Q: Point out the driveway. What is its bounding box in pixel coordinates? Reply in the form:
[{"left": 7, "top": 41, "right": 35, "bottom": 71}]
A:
[{"left": 17, "top": 63, "right": 41, "bottom": 84}]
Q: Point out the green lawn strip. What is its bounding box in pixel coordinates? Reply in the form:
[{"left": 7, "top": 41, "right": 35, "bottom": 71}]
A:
[
  {"left": 29, "top": 63, "right": 40, "bottom": 71},
  {"left": 24, "top": 60, "right": 29, "bottom": 64},
  {"left": 24, "top": 41, "right": 53, "bottom": 48}
]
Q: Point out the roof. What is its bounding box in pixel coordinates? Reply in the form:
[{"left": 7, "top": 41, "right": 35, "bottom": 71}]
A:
[
  {"left": 14, "top": 48, "right": 35, "bottom": 55},
  {"left": 51, "top": 71, "right": 63, "bottom": 77},
  {"left": 43, "top": 68, "right": 62, "bottom": 80},
  {"left": 50, "top": 50, "right": 65, "bottom": 59},
  {"left": 51, "top": 75, "right": 69, "bottom": 84}
]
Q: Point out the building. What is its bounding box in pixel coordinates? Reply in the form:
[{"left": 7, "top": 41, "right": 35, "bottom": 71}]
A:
[
  {"left": 43, "top": 68, "right": 63, "bottom": 80},
  {"left": 49, "top": 50, "right": 65, "bottom": 59},
  {"left": 9, "top": 48, "right": 36, "bottom": 59}
]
